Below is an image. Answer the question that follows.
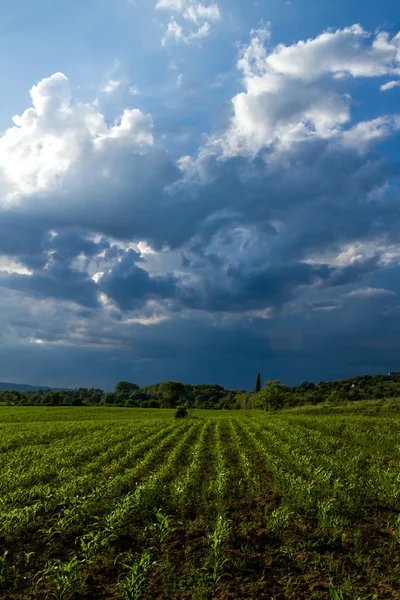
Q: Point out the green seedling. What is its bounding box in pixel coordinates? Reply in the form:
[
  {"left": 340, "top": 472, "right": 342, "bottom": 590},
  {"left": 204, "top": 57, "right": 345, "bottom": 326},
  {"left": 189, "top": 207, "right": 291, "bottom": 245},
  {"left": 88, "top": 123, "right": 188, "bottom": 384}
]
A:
[
  {"left": 329, "top": 587, "right": 378, "bottom": 600},
  {"left": 0, "top": 551, "right": 8, "bottom": 588},
  {"left": 205, "top": 516, "right": 231, "bottom": 598},
  {"left": 24, "top": 552, "right": 35, "bottom": 567},
  {"left": 150, "top": 509, "right": 176, "bottom": 551},
  {"left": 41, "top": 555, "right": 80, "bottom": 600},
  {"left": 119, "top": 549, "right": 156, "bottom": 600}
]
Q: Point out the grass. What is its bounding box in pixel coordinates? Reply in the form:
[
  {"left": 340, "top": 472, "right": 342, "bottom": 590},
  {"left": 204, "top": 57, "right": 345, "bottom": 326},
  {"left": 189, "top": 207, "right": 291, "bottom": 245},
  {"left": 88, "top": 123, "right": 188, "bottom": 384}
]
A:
[{"left": 0, "top": 406, "right": 399, "bottom": 599}]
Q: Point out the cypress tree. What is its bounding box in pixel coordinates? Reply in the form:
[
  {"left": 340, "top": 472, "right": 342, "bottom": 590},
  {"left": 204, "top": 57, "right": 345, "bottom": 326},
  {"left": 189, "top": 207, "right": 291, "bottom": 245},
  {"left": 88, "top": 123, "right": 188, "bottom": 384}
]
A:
[{"left": 255, "top": 372, "right": 261, "bottom": 393}]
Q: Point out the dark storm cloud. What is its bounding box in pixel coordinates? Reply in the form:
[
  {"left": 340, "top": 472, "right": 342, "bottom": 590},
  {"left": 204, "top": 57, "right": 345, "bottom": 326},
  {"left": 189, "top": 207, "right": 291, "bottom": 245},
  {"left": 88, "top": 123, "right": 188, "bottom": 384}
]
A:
[
  {"left": 1, "top": 44, "right": 400, "bottom": 389},
  {"left": 0, "top": 281, "right": 399, "bottom": 390},
  {"left": 47, "top": 229, "right": 110, "bottom": 264},
  {"left": 0, "top": 134, "right": 398, "bottom": 329},
  {"left": 0, "top": 213, "right": 51, "bottom": 269},
  {"left": 99, "top": 249, "right": 178, "bottom": 309},
  {"left": 0, "top": 264, "right": 99, "bottom": 308}
]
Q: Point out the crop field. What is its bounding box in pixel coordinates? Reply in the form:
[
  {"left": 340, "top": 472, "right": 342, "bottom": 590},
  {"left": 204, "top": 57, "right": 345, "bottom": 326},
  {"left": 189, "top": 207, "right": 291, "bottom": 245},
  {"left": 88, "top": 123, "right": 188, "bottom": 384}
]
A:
[{"left": 0, "top": 407, "right": 399, "bottom": 599}]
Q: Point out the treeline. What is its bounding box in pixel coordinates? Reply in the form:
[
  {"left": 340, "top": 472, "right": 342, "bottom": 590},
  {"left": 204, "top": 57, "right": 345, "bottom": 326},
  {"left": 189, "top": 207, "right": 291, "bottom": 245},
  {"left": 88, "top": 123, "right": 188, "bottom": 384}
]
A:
[
  {"left": 0, "top": 381, "right": 247, "bottom": 409},
  {"left": 291, "top": 372, "right": 400, "bottom": 405},
  {"left": 1, "top": 371, "right": 400, "bottom": 409}
]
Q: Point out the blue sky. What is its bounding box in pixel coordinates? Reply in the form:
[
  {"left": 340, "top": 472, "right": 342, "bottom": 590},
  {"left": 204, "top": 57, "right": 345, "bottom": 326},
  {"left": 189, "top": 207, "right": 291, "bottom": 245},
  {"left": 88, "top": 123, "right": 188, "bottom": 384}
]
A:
[{"left": 0, "top": 0, "right": 399, "bottom": 390}]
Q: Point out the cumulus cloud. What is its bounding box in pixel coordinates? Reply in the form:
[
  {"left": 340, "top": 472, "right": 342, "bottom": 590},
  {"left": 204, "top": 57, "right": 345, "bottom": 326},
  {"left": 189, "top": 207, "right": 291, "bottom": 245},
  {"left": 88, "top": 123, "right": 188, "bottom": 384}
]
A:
[
  {"left": 99, "top": 249, "right": 178, "bottom": 309},
  {"left": 216, "top": 25, "right": 400, "bottom": 155},
  {"left": 0, "top": 73, "right": 155, "bottom": 202},
  {"left": 264, "top": 25, "right": 400, "bottom": 79},
  {"left": 1, "top": 24, "right": 400, "bottom": 386}
]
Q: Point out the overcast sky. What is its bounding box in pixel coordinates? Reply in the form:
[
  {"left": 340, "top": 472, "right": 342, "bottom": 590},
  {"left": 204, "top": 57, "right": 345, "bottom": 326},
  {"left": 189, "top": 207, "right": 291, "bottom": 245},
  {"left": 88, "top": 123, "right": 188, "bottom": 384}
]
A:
[{"left": 0, "top": 0, "right": 400, "bottom": 390}]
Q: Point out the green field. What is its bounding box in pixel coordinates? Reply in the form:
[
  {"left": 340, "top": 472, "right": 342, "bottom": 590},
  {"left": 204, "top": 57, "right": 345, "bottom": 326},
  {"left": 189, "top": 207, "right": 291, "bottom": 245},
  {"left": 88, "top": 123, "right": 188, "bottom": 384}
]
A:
[{"left": 0, "top": 407, "right": 399, "bottom": 599}]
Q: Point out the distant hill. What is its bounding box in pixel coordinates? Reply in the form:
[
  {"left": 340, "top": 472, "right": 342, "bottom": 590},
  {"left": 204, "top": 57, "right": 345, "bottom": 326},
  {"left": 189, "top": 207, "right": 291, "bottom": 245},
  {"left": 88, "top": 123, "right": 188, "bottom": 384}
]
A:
[{"left": 0, "top": 382, "right": 70, "bottom": 392}]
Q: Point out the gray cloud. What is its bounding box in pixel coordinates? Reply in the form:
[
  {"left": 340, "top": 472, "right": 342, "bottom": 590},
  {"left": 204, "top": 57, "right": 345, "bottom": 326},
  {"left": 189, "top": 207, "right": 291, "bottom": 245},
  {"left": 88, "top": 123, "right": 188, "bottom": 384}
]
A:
[
  {"left": 100, "top": 249, "right": 178, "bottom": 309},
  {"left": 1, "top": 25, "right": 400, "bottom": 388}
]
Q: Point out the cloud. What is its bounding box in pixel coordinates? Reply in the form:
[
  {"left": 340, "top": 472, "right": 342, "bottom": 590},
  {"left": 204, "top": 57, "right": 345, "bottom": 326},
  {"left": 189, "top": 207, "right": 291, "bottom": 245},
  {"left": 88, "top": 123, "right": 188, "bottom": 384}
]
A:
[
  {"left": 1, "top": 23, "right": 400, "bottom": 387},
  {"left": 129, "top": 85, "right": 142, "bottom": 96},
  {"left": 156, "top": 0, "right": 220, "bottom": 22},
  {"left": 102, "top": 79, "right": 121, "bottom": 94},
  {"left": 264, "top": 25, "right": 400, "bottom": 79},
  {"left": 99, "top": 249, "right": 178, "bottom": 309},
  {"left": 162, "top": 18, "right": 184, "bottom": 45},
  {"left": 0, "top": 263, "right": 99, "bottom": 308},
  {"left": 345, "top": 286, "right": 396, "bottom": 298},
  {"left": 380, "top": 80, "right": 400, "bottom": 91},
  {"left": 157, "top": 0, "right": 220, "bottom": 45},
  {"left": 341, "top": 116, "right": 400, "bottom": 149},
  {"left": 0, "top": 73, "right": 155, "bottom": 201},
  {"left": 215, "top": 25, "right": 400, "bottom": 155},
  {"left": 0, "top": 73, "right": 190, "bottom": 248}
]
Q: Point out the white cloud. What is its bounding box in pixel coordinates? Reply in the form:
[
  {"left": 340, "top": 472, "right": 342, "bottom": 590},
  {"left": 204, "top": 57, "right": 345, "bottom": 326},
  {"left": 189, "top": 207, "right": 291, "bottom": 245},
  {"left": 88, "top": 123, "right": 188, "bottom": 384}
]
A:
[
  {"left": 125, "top": 314, "right": 170, "bottom": 325},
  {"left": 341, "top": 116, "right": 400, "bottom": 150},
  {"left": 137, "top": 241, "right": 157, "bottom": 255},
  {"left": 156, "top": 0, "right": 219, "bottom": 45},
  {"left": 214, "top": 25, "right": 400, "bottom": 156},
  {"left": 156, "top": 0, "right": 219, "bottom": 21},
  {"left": 162, "top": 18, "right": 184, "bottom": 45},
  {"left": 0, "top": 73, "right": 154, "bottom": 202},
  {"left": 102, "top": 79, "right": 121, "bottom": 94},
  {"left": 92, "top": 271, "right": 104, "bottom": 283},
  {"left": 188, "top": 22, "right": 211, "bottom": 39},
  {"left": 265, "top": 25, "right": 400, "bottom": 80},
  {"left": 380, "top": 80, "right": 400, "bottom": 91},
  {"left": 0, "top": 258, "right": 32, "bottom": 275},
  {"left": 161, "top": 17, "right": 211, "bottom": 44},
  {"left": 156, "top": 0, "right": 186, "bottom": 10},
  {"left": 183, "top": 3, "right": 220, "bottom": 23},
  {"left": 129, "top": 85, "right": 142, "bottom": 95},
  {"left": 345, "top": 287, "right": 397, "bottom": 298}
]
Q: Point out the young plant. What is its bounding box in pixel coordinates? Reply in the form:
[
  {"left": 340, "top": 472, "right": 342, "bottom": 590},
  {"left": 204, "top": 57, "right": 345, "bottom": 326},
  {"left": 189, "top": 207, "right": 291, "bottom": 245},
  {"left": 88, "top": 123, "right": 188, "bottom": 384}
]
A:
[
  {"left": 329, "top": 587, "right": 377, "bottom": 600},
  {"left": 78, "top": 532, "right": 106, "bottom": 566},
  {"left": 394, "top": 514, "right": 400, "bottom": 544},
  {"left": 268, "top": 504, "right": 293, "bottom": 535},
  {"left": 41, "top": 556, "right": 80, "bottom": 600},
  {"left": 150, "top": 509, "right": 176, "bottom": 552},
  {"left": 0, "top": 551, "right": 7, "bottom": 589},
  {"left": 205, "top": 516, "right": 231, "bottom": 597},
  {"left": 119, "top": 549, "right": 155, "bottom": 600}
]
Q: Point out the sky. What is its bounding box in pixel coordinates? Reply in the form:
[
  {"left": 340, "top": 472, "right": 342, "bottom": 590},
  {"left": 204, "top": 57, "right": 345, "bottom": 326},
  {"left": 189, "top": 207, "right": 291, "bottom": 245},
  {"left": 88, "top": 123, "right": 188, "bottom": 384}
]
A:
[{"left": 0, "top": 0, "right": 400, "bottom": 390}]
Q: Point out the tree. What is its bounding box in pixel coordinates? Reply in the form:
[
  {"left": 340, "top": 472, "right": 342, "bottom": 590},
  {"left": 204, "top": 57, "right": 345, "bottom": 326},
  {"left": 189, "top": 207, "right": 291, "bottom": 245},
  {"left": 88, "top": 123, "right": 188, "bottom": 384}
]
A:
[
  {"left": 129, "top": 390, "right": 149, "bottom": 404},
  {"left": 115, "top": 381, "right": 140, "bottom": 401},
  {"left": 254, "top": 372, "right": 261, "bottom": 393},
  {"left": 102, "top": 392, "right": 116, "bottom": 405},
  {"left": 194, "top": 394, "right": 207, "bottom": 408},
  {"left": 159, "top": 381, "right": 186, "bottom": 408},
  {"left": 148, "top": 399, "right": 160, "bottom": 408},
  {"left": 258, "top": 380, "right": 287, "bottom": 411},
  {"left": 49, "top": 392, "right": 62, "bottom": 406},
  {"left": 326, "top": 390, "right": 345, "bottom": 405},
  {"left": 174, "top": 405, "right": 188, "bottom": 419}
]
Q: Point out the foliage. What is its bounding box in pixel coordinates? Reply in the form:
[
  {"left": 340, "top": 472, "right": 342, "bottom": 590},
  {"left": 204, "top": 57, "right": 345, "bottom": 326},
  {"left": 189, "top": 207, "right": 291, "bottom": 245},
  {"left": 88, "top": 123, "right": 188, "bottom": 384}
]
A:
[
  {"left": 2, "top": 370, "right": 400, "bottom": 412},
  {"left": 159, "top": 381, "right": 187, "bottom": 408},
  {"left": 254, "top": 372, "right": 261, "bottom": 393},
  {"left": 119, "top": 549, "right": 155, "bottom": 600},
  {"left": 174, "top": 405, "right": 188, "bottom": 419},
  {"left": 0, "top": 407, "right": 398, "bottom": 598},
  {"left": 257, "top": 380, "right": 288, "bottom": 411}
]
